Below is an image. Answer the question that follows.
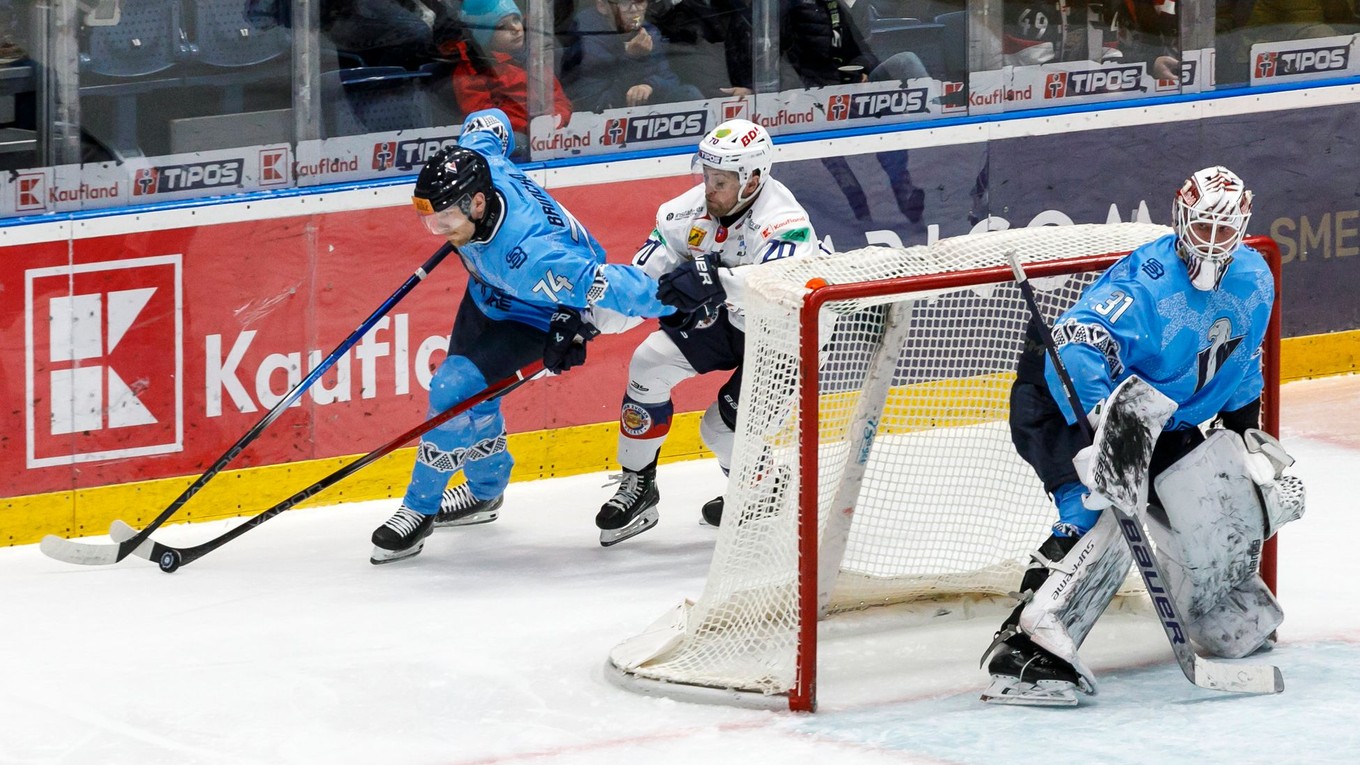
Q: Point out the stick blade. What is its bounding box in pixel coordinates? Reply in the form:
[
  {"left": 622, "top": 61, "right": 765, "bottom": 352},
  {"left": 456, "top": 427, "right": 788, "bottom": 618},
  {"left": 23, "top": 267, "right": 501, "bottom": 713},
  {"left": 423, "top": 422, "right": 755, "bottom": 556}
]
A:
[
  {"left": 1194, "top": 658, "right": 1285, "bottom": 695},
  {"left": 39, "top": 534, "right": 122, "bottom": 566}
]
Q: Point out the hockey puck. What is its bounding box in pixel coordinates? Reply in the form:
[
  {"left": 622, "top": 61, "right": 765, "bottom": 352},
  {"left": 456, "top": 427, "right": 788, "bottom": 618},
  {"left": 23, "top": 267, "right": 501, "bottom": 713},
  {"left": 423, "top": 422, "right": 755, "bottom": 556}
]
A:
[{"left": 158, "top": 549, "right": 182, "bottom": 573}]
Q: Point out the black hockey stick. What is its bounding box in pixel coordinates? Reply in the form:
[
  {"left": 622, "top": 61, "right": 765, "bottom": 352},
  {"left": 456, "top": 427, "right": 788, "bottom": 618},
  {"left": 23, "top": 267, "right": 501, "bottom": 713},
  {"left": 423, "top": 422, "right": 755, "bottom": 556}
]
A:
[
  {"left": 1008, "top": 253, "right": 1282, "bottom": 695},
  {"left": 41, "top": 243, "right": 457, "bottom": 566},
  {"left": 111, "top": 361, "right": 545, "bottom": 572}
]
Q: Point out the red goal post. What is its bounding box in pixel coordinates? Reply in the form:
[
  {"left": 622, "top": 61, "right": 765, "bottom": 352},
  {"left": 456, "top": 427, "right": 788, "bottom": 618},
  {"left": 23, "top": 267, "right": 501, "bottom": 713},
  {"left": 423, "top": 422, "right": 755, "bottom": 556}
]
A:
[{"left": 607, "top": 224, "right": 1282, "bottom": 713}]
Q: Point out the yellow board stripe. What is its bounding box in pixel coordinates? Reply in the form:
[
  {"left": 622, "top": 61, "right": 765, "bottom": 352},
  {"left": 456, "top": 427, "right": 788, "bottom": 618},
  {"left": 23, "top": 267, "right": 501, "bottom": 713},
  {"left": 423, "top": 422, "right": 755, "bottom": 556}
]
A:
[{"left": 7, "top": 328, "right": 1356, "bottom": 547}]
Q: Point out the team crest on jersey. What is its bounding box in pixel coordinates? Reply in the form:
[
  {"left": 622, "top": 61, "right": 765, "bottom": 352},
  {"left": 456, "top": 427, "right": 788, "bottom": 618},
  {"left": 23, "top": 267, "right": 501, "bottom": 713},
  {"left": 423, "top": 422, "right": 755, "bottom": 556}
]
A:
[
  {"left": 621, "top": 402, "right": 653, "bottom": 437},
  {"left": 1195, "top": 318, "right": 1244, "bottom": 391},
  {"left": 687, "top": 227, "right": 707, "bottom": 248}
]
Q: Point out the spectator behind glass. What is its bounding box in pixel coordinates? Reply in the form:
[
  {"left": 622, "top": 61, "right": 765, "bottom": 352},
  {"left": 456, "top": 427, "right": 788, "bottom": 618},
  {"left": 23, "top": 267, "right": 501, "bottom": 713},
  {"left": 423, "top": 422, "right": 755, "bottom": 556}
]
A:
[
  {"left": 448, "top": 0, "right": 574, "bottom": 156},
  {"left": 563, "top": 0, "right": 705, "bottom": 111},
  {"left": 645, "top": 0, "right": 735, "bottom": 97},
  {"left": 1001, "top": 0, "right": 1121, "bottom": 66},
  {"left": 1115, "top": 0, "right": 1181, "bottom": 81},
  {"left": 324, "top": 0, "right": 457, "bottom": 69},
  {"left": 723, "top": 0, "right": 930, "bottom": 225}
]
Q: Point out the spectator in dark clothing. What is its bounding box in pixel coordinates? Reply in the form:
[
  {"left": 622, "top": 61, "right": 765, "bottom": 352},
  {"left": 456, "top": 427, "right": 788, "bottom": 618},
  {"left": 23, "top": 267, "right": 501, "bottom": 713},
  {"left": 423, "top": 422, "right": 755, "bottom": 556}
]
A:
[
  {"left": 646, "top": 0, "right": 735, "bottom": 96},
  {"left": 723, "top": 0, "right": 930, "bottom": 226},
  {"left": 447, "top": 0, "right": 573, "bottom": 153},
  {"left": 323, "top": 0, "right": 458, "bottom": 69},
  {"left": 563, "top": 0, "right": 705, "bottom": 111}
]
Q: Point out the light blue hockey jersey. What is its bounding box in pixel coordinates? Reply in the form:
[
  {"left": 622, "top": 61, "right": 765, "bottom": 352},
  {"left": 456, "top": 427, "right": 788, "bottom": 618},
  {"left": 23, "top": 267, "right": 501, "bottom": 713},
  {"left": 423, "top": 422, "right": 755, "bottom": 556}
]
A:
[
  {"left": 1047, "top": 233, "right": 1274, "bottom": 431},
  {"left": 454, "top": 109, "right": 672, "bottom": 331}
]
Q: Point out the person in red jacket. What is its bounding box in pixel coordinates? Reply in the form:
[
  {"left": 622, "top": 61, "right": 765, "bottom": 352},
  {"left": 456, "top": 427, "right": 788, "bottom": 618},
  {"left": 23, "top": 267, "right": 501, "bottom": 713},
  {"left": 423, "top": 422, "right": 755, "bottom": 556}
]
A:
[{"left": 447, "top": 0, "right": 573, "bottom": 155}]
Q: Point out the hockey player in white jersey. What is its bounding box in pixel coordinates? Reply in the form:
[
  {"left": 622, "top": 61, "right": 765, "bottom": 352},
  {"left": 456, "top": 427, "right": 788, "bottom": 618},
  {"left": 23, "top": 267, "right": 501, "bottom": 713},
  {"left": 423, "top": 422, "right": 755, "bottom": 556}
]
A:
[
  {"left": 981, "top": 166, "right": 1305, "bottom": 705},
  {"left": 593, "top": 119, "right": 826, "bottom": 546}
]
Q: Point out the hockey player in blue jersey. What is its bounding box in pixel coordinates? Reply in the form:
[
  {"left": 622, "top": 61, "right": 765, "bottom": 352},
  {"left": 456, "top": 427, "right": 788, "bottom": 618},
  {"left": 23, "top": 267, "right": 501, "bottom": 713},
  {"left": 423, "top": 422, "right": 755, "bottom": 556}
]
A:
[
  {"left": 371, "top": 108, "right": 674, "bottom": 564},
  {"left": 981, "top": 166, "right": 1305, "bottom": 705}
]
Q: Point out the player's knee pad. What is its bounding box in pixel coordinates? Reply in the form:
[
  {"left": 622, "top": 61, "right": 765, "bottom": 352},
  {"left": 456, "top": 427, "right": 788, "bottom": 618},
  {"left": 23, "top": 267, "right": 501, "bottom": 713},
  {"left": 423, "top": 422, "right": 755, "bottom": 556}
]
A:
[
  {"left": 620, "top": 395, "right": 673, "bottom": 441},
  {"left": 626, "top": 331, "right": 697, "bottom": 404},
  {"left": 428, "top": 354, "right": 490, "bottom": 415},
  {"left": 1150, "top": 428, "right": 1303, "bottom": 622},
  {"left": 1016, "top": 511, "right": 1130, "bottom": 690},
  {"left": 699, "top": 402, "right": 735, "bottom": 470}
]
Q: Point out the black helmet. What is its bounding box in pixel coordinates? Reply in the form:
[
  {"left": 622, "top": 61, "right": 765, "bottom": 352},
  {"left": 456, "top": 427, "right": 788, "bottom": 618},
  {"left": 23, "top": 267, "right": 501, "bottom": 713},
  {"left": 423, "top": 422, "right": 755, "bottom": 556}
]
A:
[{"left": 413, "top": 146, "right": 493, "bottom": 215}]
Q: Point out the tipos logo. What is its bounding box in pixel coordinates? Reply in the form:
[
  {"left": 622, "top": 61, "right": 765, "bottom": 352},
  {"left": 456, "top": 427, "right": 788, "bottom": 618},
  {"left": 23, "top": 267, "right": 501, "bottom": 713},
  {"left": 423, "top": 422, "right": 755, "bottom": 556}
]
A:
[
  {"left": 600, "top": 111, "right": 706, "bottom": 146},
  {"left": 1044, "top": 66, "right": 1144, "bottom": 98},
  {"left": 1256, "top": 46, "right": 1350, "bottom": 78},
  {"left": 25, "top": 256, "right": 183, "bottom": 468},
  {"left": 132, "top": 159, "right": 244, "bottom": 196}
]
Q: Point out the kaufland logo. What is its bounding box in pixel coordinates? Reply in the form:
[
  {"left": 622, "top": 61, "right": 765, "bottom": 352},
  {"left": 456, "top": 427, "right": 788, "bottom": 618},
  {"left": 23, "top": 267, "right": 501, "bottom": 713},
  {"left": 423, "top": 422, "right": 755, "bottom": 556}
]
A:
[
  {"left": 25, "top": 256, "right": 183, "bottom": 468},
  {"left": 15, "top": 171, "right": 45, "bottom": 211},
  {"left": 601, "top": 111, "right": 707, "bottom": 146},
  {"left": 260, "top": 148, "right": 290, "bottom": 186},
  {"left": 131, "top": 159, "right": 244, "bottom": 196},
  {"left": 826, "top": 89, "right": 928, "bottom": 119},
  {"left": 722, "top": 99, "right": 749, "bottom": 120},
  {"left": 1256, "top": 46, "right": 1350, "bottom": 78}
]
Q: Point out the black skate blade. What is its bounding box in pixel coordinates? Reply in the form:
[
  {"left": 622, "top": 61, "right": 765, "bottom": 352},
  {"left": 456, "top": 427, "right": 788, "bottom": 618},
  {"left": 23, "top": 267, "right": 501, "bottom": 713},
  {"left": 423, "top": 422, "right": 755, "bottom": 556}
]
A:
[
  {"left": 600, "top": 506, "right": 659, "bottom": 547},
  {"left": 370, "top": 541, "right": 427, "bottom": 565},
  {"left": 980, "top": 675, "right": 1079, "bottom": 707},
  {"left": 434, "top": 509, "right": 499, "bottom": 528}
]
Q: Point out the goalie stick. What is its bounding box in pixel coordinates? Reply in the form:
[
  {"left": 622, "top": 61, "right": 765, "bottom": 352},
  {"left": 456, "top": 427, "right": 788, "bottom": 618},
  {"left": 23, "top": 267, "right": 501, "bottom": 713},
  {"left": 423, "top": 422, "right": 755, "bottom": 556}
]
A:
[
  {"left": 40, "top": 243, "right": 457, "bottom": 567},
  {"left": 110, "top": 362, "right": 546, "bottom": 572},
  {"left": 1008, "top": 253, "right": 1283, "bottom": 696}
]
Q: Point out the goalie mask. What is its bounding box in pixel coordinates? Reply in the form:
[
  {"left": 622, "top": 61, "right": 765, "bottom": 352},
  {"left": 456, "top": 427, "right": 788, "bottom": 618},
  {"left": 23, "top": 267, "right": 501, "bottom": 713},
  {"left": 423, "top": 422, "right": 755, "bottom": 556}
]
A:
[
  {"left": 1172, "top": 166, "right": 1253, "bottom": 291},
  {"left": 693, "top": 119, "right": 773, "bottom": 208}
]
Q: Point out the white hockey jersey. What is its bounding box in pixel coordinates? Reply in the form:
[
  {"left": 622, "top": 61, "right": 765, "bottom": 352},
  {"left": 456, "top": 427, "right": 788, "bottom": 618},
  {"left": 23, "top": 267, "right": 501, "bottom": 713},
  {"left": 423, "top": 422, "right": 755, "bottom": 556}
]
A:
[{"left": 628, "top": 177, "right": 822, "bottom": 332}]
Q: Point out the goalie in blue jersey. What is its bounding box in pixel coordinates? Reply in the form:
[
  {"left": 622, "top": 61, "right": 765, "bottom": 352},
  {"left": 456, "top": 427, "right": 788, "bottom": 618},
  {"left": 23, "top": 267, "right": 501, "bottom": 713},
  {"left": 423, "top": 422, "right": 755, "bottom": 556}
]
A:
[
  {"left": 981, "top": 166, "right": 1306, "bottom": 705},
  {"left": 370, "top": 108, "right": 674, "bottom": 564}
]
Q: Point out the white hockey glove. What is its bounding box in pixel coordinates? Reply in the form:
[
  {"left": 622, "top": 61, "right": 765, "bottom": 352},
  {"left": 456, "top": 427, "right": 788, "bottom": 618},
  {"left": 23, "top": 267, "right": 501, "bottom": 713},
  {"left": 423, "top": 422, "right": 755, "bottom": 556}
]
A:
[{"left": 1072, "top": 445, "right": 1114, "bottom": 510}]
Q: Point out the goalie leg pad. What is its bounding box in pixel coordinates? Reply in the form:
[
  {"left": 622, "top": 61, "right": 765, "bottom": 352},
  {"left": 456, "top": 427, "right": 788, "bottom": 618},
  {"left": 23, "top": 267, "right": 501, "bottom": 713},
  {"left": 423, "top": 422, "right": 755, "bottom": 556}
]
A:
[
  {"left": 1151, "top": 429, "right": 1270, "bottom": 620},
  {"left": 1188, "top": 575, "right": 1284, "bottom": 659},
  {"left": 1017, "top": 510, "right": 1132, "bottom": 693}
]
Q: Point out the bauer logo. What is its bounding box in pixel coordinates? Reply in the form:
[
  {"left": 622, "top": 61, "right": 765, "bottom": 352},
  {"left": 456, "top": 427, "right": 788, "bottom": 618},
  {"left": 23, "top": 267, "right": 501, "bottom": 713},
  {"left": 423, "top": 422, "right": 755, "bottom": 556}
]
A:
[
  {"left": 1044, "top": 66, "right": 1145, "bottom": 99},
  {"left": 131, "top": 159, "right": 244, "bottom": 196},
  {"left": 25, "top": 255, "right": 183, "bottom": 468},
  {"left": 1256, "top": 46, "right": 1350, "bottom": 78},
  {"left": 259, "top": 148, "right": 290, "bottom": 186},
  {"left": 15, "top": 171, "right": 46, "bottom": 212}
]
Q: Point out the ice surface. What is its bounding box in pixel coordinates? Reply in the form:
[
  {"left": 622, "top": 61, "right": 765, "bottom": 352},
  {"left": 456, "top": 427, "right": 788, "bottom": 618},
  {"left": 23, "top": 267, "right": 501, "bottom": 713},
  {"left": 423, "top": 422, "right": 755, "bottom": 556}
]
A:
[{"left": 1, "top": 376, "right": 1357, "bottom": 765}]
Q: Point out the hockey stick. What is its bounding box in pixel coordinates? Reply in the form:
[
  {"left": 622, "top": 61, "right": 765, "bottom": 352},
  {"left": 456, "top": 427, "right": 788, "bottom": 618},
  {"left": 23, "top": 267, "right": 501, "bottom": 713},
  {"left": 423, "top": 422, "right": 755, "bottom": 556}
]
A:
[
  {"left": 41, "top": 243, "right": 457, "bottom": 567},
  {"left": 1008, "top": 253, "right": 1283, "bottom": 695},
  {"left": 111, "top": 361, "right": 546, "bottom": 572}
]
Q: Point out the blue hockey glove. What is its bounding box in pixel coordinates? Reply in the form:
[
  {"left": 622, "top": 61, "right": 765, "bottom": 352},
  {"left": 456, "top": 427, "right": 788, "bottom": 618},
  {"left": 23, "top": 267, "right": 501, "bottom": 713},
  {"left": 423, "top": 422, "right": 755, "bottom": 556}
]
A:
[
  {"left": 657, "top": 253, "right": 725, "bottom": 312},
  {"left": 660, "top": 303, "right": 720, "bottom": 333},
  {"left": 544, "top": 307, "right": 601, "bottom": 375}
]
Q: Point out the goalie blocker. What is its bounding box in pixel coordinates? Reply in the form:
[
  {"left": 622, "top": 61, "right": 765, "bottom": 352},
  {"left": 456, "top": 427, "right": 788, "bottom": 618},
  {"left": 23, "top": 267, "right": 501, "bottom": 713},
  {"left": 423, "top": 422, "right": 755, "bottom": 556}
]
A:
[{"left": 984, "top": 381, "right": 1305, "bottom": 706}]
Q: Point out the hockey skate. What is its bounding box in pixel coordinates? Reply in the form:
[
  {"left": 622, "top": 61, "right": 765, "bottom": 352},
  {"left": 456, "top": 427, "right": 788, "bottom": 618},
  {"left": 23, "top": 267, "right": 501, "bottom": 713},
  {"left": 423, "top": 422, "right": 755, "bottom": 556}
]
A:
[
  {"left": 435, "top": 484, "right": 504, "bottom": 528},
  {"left": 596, "top": 468, "right": 660, "bottom": 546},
  {"left": 980, "top": 634, "right": 1087, "bottom": 707},
  {"left": 700, "top": 495, "right": 723, "bottom": 527},
  {"left": 370, "top": 506, "right": 435, "bottom": 564}
]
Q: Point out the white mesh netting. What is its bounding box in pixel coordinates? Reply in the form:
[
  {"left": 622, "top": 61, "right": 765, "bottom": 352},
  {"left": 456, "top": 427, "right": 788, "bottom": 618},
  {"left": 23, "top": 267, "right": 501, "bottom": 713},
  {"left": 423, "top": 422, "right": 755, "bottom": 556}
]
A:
[{"left": 608, "top": 223, "right": 1173, "bottom": 702}]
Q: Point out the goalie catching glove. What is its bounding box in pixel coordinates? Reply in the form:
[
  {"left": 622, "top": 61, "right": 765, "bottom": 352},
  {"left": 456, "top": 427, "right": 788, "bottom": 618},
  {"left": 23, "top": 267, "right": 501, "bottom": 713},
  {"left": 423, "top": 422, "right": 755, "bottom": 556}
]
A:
[
  {"left": 543, "top": 306, "right": 601, "bottom": 375},
  {"left": 657, "top": 252, "right": 725, "bottom": 312}
]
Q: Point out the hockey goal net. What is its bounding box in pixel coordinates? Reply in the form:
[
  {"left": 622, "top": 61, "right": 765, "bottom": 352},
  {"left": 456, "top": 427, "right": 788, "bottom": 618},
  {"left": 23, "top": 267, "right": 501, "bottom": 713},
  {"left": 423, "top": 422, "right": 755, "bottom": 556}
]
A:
[{"left": 605, "top": 223, "right": 1282, "bottom": 711}]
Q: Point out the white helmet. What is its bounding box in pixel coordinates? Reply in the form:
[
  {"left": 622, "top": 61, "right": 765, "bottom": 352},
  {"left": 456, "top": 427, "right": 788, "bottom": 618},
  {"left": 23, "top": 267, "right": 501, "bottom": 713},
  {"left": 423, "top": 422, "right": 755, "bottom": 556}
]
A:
[
  {"left": 1173, "top": 166, "right": 1253, "bottom": 291},
  {"left": 694, "top": 119, "right": 773, "bottom": 207}
]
